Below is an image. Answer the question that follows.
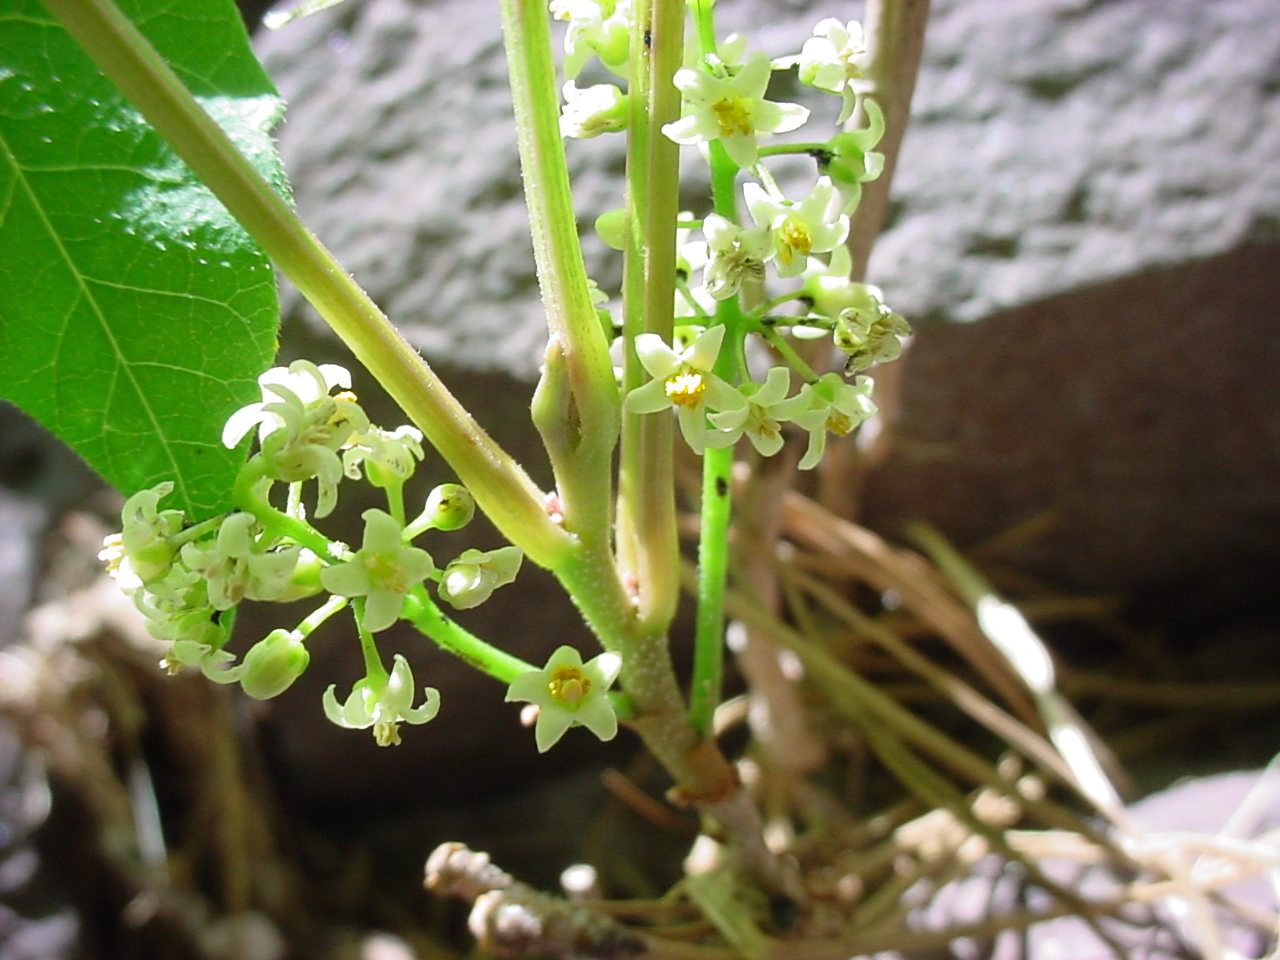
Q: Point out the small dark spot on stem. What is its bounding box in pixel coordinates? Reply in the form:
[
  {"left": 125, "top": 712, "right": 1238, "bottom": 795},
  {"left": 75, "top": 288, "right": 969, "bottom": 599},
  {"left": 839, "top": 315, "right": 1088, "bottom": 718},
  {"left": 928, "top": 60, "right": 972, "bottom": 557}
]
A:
[
  {"left": 715, "top": 476, "right": 728, "bottom": 498},
  {"left": 643, "top": 29, "right": 651, "bottom": 47}
]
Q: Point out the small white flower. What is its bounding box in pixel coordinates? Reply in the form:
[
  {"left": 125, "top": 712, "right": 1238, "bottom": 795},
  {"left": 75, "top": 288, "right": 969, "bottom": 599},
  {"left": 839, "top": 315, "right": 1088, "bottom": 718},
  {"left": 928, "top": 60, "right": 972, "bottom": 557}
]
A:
[
  {"left": 707, "top": 366, "right": 795, "bottom": 457},
  {"left": 179, "top": 512, "right": 302, "bottom": 610},
  {"left": 505, "top": 646, "right": 622, "bottom": 752},
  {"left": 796, "top": 18, "right": 869, "bottom": 123},
  {"left": 222, "top": 360, "right": 369, "bottom": 518},
  {"left": 319, "top": 509, "right": 435, "bottom": 632},
  {"left": 623, "top": 325, "right": 746, "bottom": 454},
  {"left": 560, "top": 81, "right": 629, "bottom": 138},
  {"left": 775, "top": 373, "right": 877, "bottom": 469},
  {"left": 743, "top": 177, "right": 849, "bottom": 277},
  {"left": 439, "top": 546, "right": 523, "bottom": 610},
  {"left": 699, "top": 214, "right": 772, "bottom": 300},
  {"left": 342, "top": 425, "right": 424, "bottom": 488},
  {"left": 663, "top": 52, "right": 809, "bottom": 169},
  {"left": 324, "top": 654, "right": 440, "bottom": 746}
]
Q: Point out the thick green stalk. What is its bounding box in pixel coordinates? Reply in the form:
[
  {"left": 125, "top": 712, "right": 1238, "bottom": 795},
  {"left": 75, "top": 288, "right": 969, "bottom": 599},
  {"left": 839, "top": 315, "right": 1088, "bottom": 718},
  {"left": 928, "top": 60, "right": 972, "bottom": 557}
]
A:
[
  {"left": 618, "top": 0, "right": 685, "bottom": 633},
  {"left": 500, "top": 0, "right": 620, "bottom": 548},
  {"left": 42, "top": 0, "right": 573, "bottom": 570}
]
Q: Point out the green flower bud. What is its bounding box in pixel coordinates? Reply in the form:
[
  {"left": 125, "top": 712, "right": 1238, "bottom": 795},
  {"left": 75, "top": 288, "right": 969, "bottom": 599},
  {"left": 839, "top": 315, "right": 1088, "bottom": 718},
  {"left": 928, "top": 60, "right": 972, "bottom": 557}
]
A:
[
  {"left": 238, "top": 629, "right": 310, "bottom": 700},
  {"left": 424, "top": 484, "right": 475, "bottom": 532},
  {"left": 595, "top": 208, "right": 627, "bottom": 251}
]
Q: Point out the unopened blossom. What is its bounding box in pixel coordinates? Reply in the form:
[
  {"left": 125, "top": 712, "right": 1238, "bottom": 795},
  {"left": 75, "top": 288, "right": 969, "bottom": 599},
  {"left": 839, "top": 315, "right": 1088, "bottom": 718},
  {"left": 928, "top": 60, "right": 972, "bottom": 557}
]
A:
[
  {"left": 699, "top": 214, "right": 771, "bottom": 300},
  {"left": 342, "top": 425, "right": 424, "bottom": 488},
  {"left": 707, "top": 366, "right": 795, "bottom": 456},
  {"left": 663, "top": 52, "right": 809, "bottom": 169},
  {"left": 324, "top": 654, "right": 440, "bottom": 746},
  {"left": 203, "top": 628, "right": 310, "bottom": 700},
  {"left": 776, "top": 373, "right": 876, "bottom": 469},
  {"left": 623, "top": 325, "right": 746, "bottom": 454},
  {"left": 743, "top": 177, "right": 849, "bottom": 277},
  {"left": 179, "top": 512, "right": 301, "bottom": 610},
  {"left": 506, "top": 646, "right": 622, "bottom": 752},
  {"left": 100, "top": 481, "right": 186, "bottom": 589},
  {"left": 319, "top": 509, "right": 434, "bottom": 632},
  {"left": 439, "top": 546, "right": 523, "bottom": 610},
  {"left": 796, "top": 18, "right": 869, "bottom": 122},
  {"left": 560, "top": 81, "right": 628, "bottom": 138}
]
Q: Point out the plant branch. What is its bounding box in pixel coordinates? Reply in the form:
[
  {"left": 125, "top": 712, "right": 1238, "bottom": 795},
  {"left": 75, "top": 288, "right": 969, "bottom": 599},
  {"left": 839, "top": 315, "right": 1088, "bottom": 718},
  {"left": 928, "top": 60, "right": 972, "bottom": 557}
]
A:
[
  {"left": 43, "top": 0, "right": 575, "bottom": 569},
  {"left": 618, "top": 0, "right": 685, "bottom": 634}
]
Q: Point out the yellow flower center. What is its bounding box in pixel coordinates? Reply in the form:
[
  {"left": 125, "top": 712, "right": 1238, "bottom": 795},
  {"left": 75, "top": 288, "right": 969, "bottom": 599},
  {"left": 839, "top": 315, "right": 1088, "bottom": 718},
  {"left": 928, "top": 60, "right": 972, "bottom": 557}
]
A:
[
  {"left": 365, "top": 553, "right": 406, "bottom": 592},
  {"left": 777, "top": 216, "right": 812, "bottom": 265},
  {"left": 549, "top": 665, "right": 591, "bottom": 706},
  {"left": 711, "top": 96, "right": 754, "bottom": 137},
  {"left": 826, "top": 409, "right": 853, "bottom": 436},
  {"left": 665, "top": 371, "right": 707, "bottom": 408},
  {"left": 374, "top": 719, "right": 401, "bottom": 747}
]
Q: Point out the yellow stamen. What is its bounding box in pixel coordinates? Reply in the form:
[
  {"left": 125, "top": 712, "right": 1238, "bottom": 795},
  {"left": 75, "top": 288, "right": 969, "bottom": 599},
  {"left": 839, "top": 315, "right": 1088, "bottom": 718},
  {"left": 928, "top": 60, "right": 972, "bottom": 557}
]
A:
[
  {"left": 665, "top": 371, "right": 707, "bottom": 408},
  {"left": 826, "top": 410, "right": 853, "bottom": 436},
  {"left": 778, "top": 217, "right": 812, "bottom": 265},
  {"left": 711, "top": 97, "right": 753, "bottom": 138},
  {"left": 549, "top": 665, "right": 591, "bottom": 706}
]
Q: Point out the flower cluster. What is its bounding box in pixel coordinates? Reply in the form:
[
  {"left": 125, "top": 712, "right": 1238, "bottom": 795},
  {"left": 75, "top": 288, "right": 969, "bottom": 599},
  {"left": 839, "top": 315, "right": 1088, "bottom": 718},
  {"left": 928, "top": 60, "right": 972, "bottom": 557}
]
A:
[{"left": 102, "top": 361, "right": 528, "bottom": 749}]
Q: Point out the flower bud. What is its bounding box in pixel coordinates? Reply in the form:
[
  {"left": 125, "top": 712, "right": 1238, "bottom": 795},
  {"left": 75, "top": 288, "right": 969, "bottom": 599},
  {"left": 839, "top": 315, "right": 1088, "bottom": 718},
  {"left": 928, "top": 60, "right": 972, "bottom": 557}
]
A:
[
  {"left": 439, "top": 546, "right": 523, "bottom": 610},
  {"left": 423, "top": 484, "right": 475, "bottom": 531},
  {"left": 594, "top": 208, "right": 627, "bottom": 251},
  {"left": 238, "top": 629, "right": 310, "bottom": 700}
]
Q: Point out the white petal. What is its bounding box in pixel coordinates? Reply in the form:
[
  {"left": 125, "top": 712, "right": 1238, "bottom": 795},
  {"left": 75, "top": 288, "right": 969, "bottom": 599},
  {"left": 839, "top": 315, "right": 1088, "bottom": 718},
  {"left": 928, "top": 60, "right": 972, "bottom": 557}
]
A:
[
  {"left": 534, "top": 706, "right": 576, "bottom": 752},
  {"left": 222, "top": 403, "right": 265, "bottom": 448},
  {"left": 685, "top": 324, "right": 726, "bottom": 372},
  {"left": 634, "top": 333, "right": 682, "bottom": 378},
  {"left": 623, "top": 378, "right": 674, "bottom": 415},
  {"left": 506, "top": 670, "right": 551, "bottom": 705},
  {"left": 362, "top": 589, "right": 404, "bottom": 632},
  {"left": 575, "top": 699, "right": 618, "bottom": 742}
]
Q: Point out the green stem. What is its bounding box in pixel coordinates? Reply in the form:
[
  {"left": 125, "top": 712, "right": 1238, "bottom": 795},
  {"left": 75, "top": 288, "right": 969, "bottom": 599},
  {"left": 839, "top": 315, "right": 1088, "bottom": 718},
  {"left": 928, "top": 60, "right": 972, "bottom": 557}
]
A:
[
  {"left": 43, "top": 0, "right": 574, "bottom": 570},
  {"left": 295, "top": 594, "right": 348, "bottom": 639},
  {"left": 353, "top": 600, "right": 388, "bottom": 686},
  {"left": 618, "top": 0, "right": 684, "bottom": 633},
  {"left": 756, "top": 142, "right": 828, "bottom": 158},
  {"left": 384, "top": 480, "right": 406, "bottom": 529},
  {"left": 500, "top": 0, "right": 620, "bottom": 550},
  {"left": 758, "top": 326, "right": 822, "bottom": 383},
  {"left": 233, "top": 460, "right": 339, "bottom": 563},
  {"left": 403, "top": 586, "right": 536, "bottom": 684},
  {"left": 686, "top": 62, "right": 743, "bottom": 737},
  {"left": 689, "top": 443, "right": 733, "bottom": 736}
]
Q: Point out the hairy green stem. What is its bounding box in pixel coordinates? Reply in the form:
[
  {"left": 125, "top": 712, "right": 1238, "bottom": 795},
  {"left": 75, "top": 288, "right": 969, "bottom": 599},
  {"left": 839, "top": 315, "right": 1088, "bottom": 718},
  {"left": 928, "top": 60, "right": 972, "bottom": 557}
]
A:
[
  {"left": 43, "top": 0, "right": 574, "bottom": 569},
  {"left": 618, "top": 0, "right": 685, "bottom": 633},
  {"left": 687, "top": 102, "right": 742, "bottom": 738},
  {"left": 501, "top": 0, "right": 620, "bottom": 550}
]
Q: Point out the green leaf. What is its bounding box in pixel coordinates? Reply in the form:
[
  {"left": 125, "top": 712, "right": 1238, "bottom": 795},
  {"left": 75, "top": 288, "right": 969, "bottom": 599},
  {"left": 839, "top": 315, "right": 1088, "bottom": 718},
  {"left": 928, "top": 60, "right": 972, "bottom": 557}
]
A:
[{"left": 0, "top": 0, "right": 284, "bottom": 519}]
